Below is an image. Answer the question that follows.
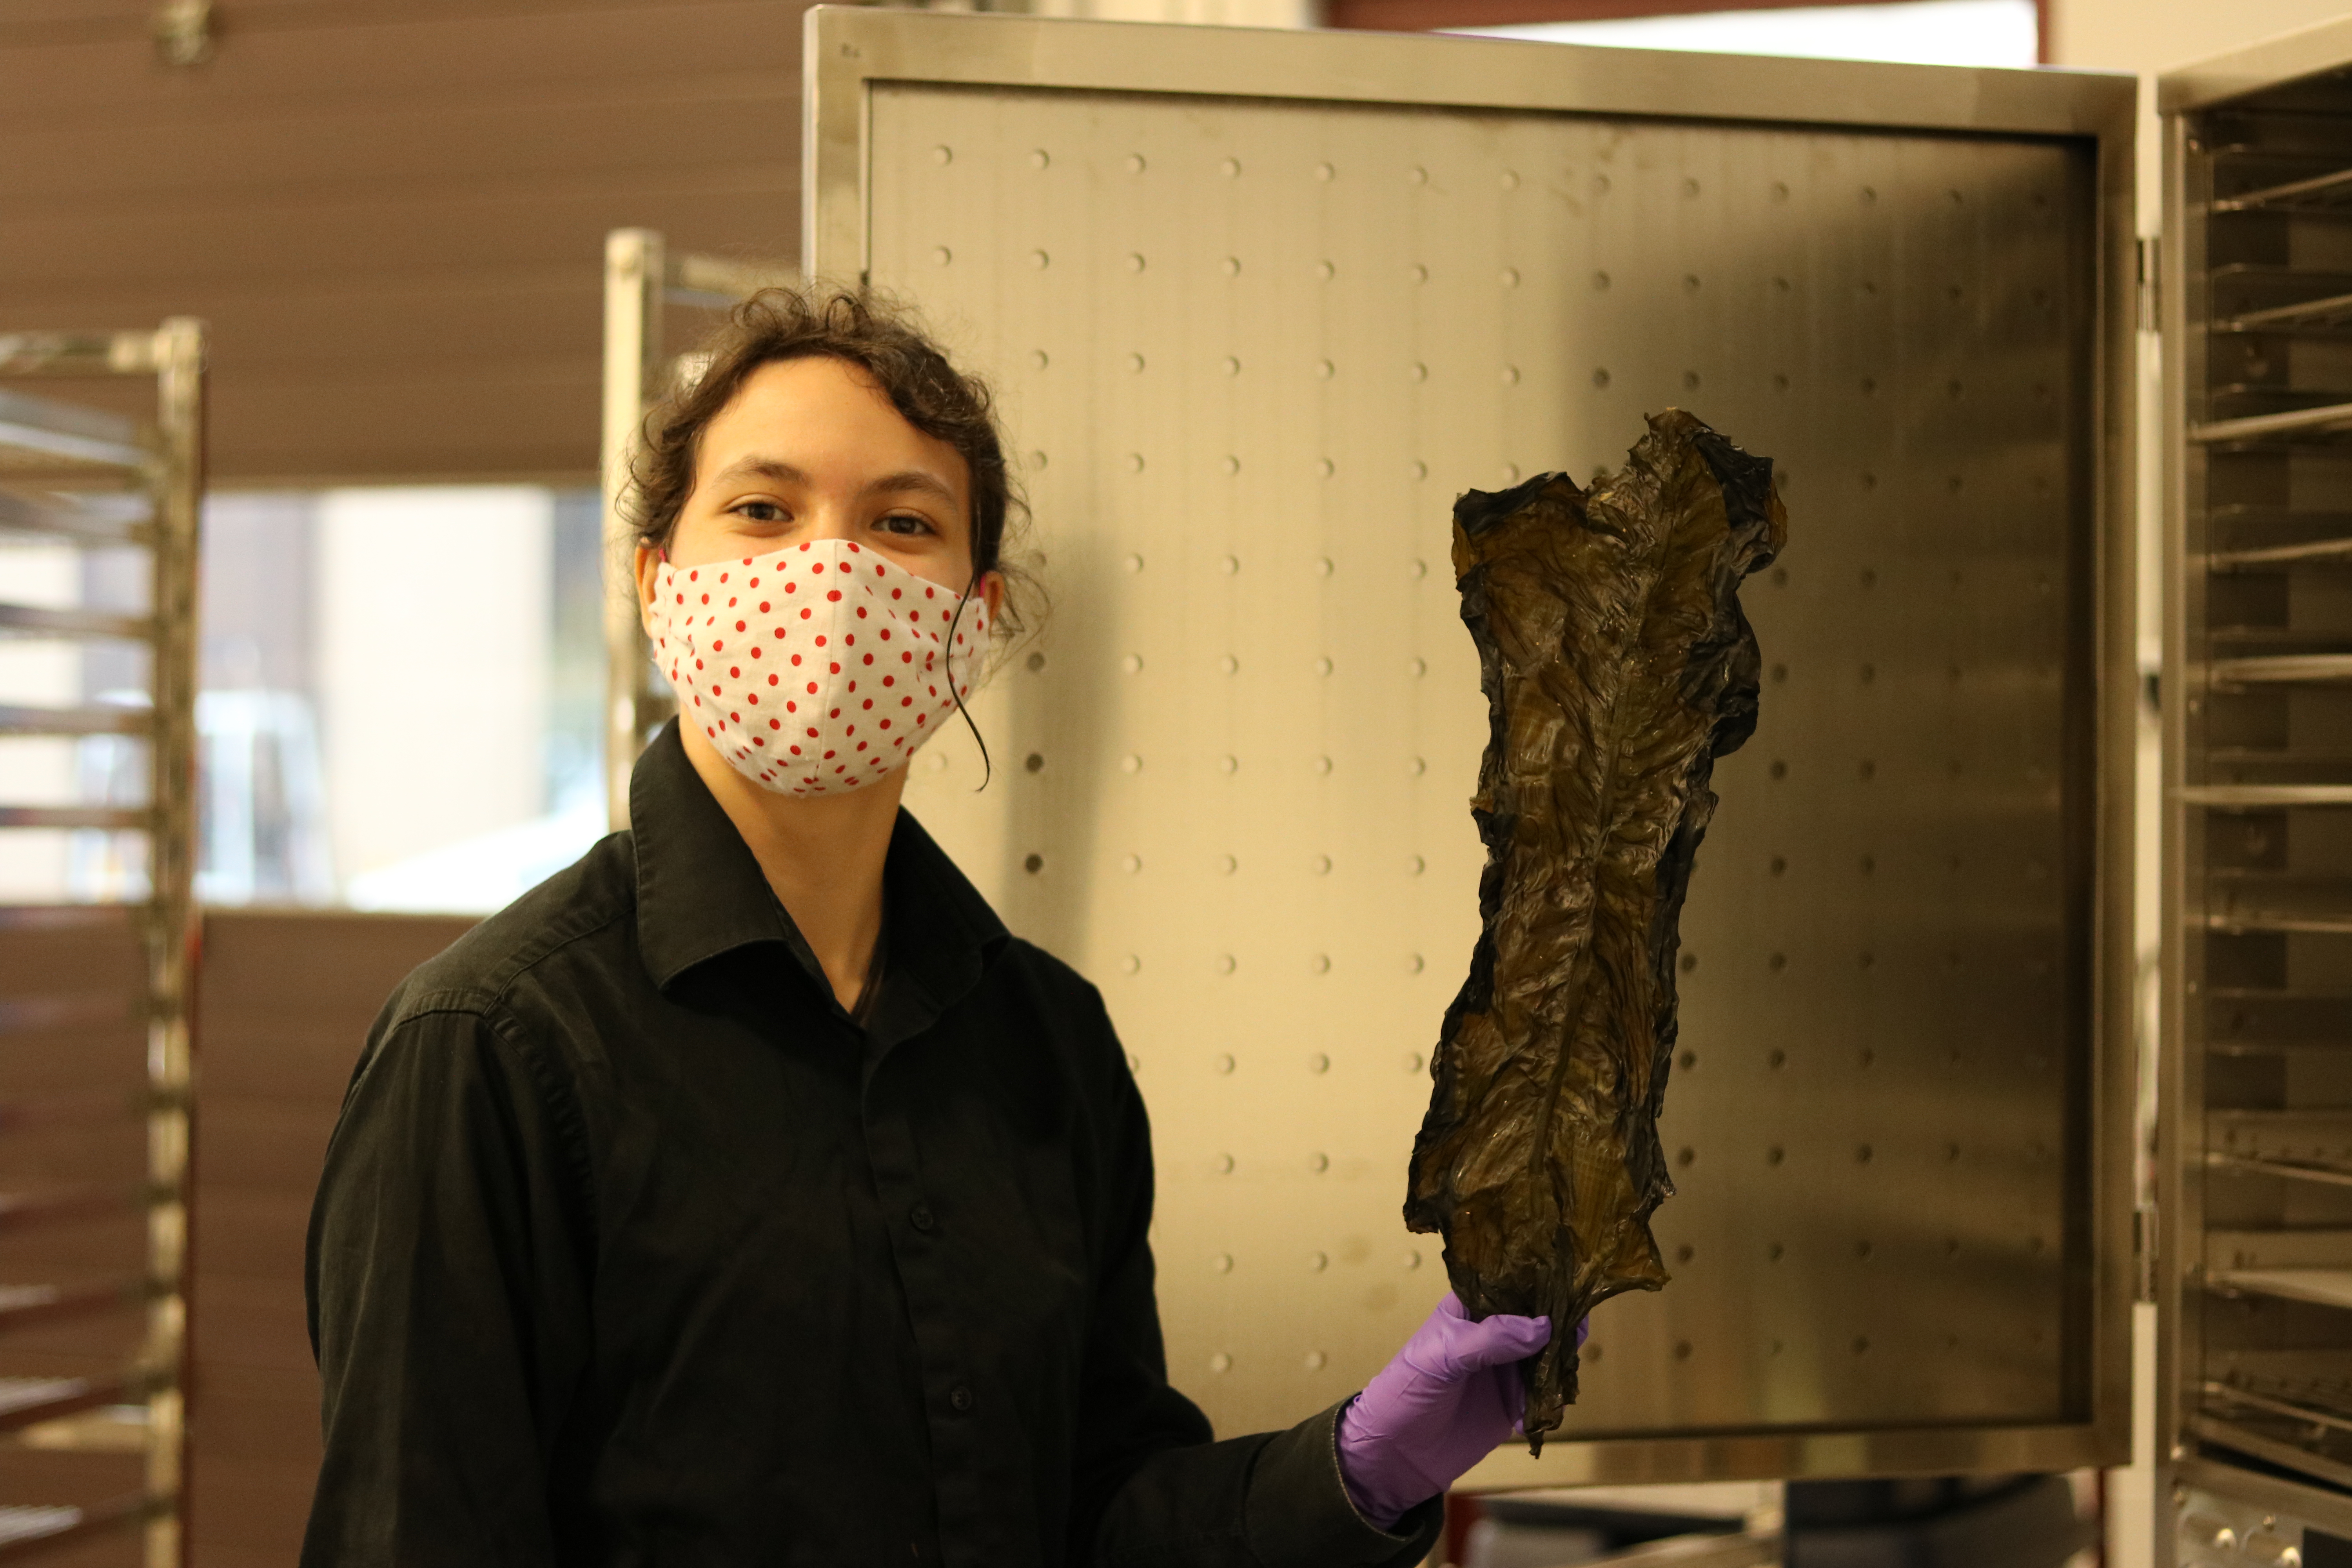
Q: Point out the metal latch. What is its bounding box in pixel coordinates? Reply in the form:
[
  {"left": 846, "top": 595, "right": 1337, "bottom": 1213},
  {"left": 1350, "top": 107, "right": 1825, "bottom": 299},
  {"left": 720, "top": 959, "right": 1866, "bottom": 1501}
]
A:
[
  {"left": 2138, "top": 236, "right": 2161, "bottom": 334},
  {"left": 2135, "top": 1203, "right": 2159, "bottom": 1303}
]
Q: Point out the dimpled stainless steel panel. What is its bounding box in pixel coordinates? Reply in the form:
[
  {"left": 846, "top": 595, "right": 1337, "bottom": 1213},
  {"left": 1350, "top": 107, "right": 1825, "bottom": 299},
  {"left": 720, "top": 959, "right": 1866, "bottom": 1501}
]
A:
[{"left": 820, "top": 13, "right": 2131, "bottom": 1483}]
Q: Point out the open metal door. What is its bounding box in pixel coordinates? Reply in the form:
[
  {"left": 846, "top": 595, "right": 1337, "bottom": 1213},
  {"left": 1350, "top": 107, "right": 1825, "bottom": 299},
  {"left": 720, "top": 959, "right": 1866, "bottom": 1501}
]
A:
[{"left": 804, "top": 8, "right": 2138, "bottom": 1489}]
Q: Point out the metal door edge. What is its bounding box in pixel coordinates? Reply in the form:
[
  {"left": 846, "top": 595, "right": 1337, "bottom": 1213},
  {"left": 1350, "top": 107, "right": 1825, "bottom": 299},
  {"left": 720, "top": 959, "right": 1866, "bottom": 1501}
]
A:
[
  {"left": 2153, "top": 102, "right": 2198, "bottom": 1517},
  {"left": 1454, "top": 1420, "right": 2128, "bottom": 1492},
  {"left": 803, "top": 7, "right": 2135, "bottom": 283},
  {"left": 2158, "top": 15, "right": 2352, "bottom": 115}
]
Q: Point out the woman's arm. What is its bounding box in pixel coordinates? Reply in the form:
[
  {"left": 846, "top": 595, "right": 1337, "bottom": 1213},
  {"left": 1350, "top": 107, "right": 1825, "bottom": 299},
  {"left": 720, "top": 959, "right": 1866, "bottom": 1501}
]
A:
[
  {"left": 301, "top": 1004, "right": 594, "bottom": 1568},
  {"left": 1070, "top": 1055, "right": 1443, "bottom": 1568}
]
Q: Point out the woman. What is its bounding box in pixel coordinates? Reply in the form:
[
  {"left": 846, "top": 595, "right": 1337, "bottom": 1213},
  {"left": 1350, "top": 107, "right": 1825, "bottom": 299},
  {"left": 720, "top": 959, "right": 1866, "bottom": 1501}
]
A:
[{"left": 303, "top": 288, "right": 1553, "bottom": 1567}]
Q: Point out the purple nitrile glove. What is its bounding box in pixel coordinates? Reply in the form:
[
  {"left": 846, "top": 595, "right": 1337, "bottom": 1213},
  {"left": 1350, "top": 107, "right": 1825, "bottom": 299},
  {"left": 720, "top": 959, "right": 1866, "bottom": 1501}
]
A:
[{"left": 1336, "top": 1294, "right": 1583, "bottom": 1532}]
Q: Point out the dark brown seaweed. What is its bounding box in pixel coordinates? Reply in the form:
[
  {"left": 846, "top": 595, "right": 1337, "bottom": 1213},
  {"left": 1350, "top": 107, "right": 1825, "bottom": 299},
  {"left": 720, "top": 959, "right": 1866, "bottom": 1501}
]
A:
[{"left": 1404, "top": 409, "right": 1786, "bottom": 1450}]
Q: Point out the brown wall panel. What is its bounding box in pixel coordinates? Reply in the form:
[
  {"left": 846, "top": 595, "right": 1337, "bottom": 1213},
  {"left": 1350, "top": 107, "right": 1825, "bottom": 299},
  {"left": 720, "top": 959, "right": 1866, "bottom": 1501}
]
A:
[
  {"left": 197, "top": 1103, "right": 343, "bottom": 1194},
  {"left": 0, "top": 915, "right": 142, "bottom": 995},
  {"left": 190, "top": 909, "right": 472, "bottom": 1568},
  {"left": 9, "top": 176, "right": 788, "bottom": 477},
  {"left": 0, "top": 1345, "right": 154, "bottom": 1387},
  {"left": 0, "top": 1450, "right": 145, "bottom": 1568},
  {"left": 7, "top": 12, "right": 797, "bottom": 122},
  {"left": 9, "top": 171, "right": 790, "bottom": 293},
  {"left": 0, "top": 1124, "right": 148, "bottom": 1187},
  {"left": 0, "top": 902, "right": 156, "bottom": 1543},
  {"left": 0, "top": 1038, "right": 148, "bottom": 1099},
  {"left": 195, "top": 909, "right": 468, "bottom": 1020},
  {"left": 195, "top": 1387, "right": 323, "bottom": 1475},
  {"left": 187, "top": 1024, "right": 354, "bottom": 1106},
  {"left": 0, "top": 1301, "right": 147, "bottom": 1360},
  {"left": 192, "top": 1468, "right": 325, "bottom": 1561},
  {"left": 14, "top": 272, "right": 599, "bottom": 371},
  {"left": 192, "top": 1191, "right": 312, "bottom": 1283},
  {"left": 0, "top": 1217, "right": 149, "bottom": 1280},
  {"left": 0, "top": 0, "right": 806, "bottom": 481},
  {"left": 9, "top": 102, "right": 792, "bottom": 212},
  {"left": 190, "top": 1280, "right": 309, "bottom": 1376}
]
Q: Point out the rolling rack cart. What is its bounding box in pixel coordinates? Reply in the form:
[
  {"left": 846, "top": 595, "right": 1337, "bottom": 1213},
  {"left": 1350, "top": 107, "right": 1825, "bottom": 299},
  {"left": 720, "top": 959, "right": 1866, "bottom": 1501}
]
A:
[
  {"left": 0, "top": 324, "right": 202, "bottom": 1564},
  {"left": 2163, "top": 19, "right": 2352, "bottom": 1568},
  {"left": 600, "top": 229, "right": 795, "bottom": 829}
]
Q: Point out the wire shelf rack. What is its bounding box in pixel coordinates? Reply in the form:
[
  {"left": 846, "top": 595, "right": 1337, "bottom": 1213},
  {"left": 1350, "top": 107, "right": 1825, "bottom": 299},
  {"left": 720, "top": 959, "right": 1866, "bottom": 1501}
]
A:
[{"left": 0, "top": 323, "right": 201, "bottom": 1567}]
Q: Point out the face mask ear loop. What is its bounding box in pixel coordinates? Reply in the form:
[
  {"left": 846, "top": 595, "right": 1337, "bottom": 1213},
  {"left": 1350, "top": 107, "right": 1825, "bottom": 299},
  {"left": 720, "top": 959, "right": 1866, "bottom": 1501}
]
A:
[{"left": 943, "top": 570, "right": 992, "bottom": 792}]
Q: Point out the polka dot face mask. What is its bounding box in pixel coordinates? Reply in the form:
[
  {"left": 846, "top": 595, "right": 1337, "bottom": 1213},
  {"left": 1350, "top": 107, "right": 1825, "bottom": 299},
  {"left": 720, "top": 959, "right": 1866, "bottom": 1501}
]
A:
[{"left": 650, "top": 539, "right": 989, "bottom": 796}]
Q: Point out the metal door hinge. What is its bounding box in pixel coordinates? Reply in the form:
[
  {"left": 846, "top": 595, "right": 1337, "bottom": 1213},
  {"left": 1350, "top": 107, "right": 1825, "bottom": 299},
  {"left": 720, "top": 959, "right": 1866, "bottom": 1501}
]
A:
[
  {"left": 2138, "top": 236, "right": 2161, "bottom": 334},
  {"left": 2135, "top": 1203, "right": 2160, "bottom": 1302}
]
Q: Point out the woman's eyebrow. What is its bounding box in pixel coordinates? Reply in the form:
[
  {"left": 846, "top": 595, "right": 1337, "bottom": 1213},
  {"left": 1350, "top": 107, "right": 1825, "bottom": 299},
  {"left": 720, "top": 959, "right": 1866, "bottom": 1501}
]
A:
[
  {"left": 709, "top": 456, "right": 809, "bottom": 487},
  {"left": 706, "top": 457, "right": 955, "bottom": 507},
  {"left": 862, "top": 470, "right": 959, "bottom": 505}
]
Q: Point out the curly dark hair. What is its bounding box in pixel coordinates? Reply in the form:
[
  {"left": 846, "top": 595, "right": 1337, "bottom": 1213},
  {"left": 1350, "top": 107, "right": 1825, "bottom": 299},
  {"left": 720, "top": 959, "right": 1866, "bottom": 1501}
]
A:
[{"left": 624, "top": 285, "right": 1033, "bottom": 639}]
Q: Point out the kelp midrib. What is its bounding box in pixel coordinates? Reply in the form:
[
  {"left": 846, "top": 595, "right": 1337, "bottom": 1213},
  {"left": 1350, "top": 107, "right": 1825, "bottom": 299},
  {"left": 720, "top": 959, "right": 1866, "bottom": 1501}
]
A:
[{"left": 1514, "top": 518, "right": 1666, "bottom": 1201}]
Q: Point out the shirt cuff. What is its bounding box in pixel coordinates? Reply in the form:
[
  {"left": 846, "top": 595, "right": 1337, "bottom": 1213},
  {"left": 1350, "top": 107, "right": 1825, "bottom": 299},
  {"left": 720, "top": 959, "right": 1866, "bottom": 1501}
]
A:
[{"left": 1243, "top": 1397, "right": 1446, "bottom": 1568}]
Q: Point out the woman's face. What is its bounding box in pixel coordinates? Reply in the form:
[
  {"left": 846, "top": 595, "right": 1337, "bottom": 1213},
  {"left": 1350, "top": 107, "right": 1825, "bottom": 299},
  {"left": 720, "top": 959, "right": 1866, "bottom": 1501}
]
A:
[{"left": 639, "top": 355, "right": 1002, "bottom": 618}]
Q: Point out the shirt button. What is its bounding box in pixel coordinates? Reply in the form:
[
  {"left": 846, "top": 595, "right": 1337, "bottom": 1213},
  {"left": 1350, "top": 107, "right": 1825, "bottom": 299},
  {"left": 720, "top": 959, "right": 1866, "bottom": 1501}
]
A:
[
  {"left": 949, "top": 1385, "right": 975, "bottom": 1413},
  {"left": 909, "top": 1203, "right": 936, "bottom": 1233}
]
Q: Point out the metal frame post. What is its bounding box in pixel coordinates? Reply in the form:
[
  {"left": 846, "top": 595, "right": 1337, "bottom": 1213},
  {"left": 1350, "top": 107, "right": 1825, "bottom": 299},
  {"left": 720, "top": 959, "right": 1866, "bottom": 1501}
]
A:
[
  {"left": 598, "top": 231, "right": 795, "bottom": 828},
  {"left": 601, "top": 229, "right": 667, "bottom": 832}
]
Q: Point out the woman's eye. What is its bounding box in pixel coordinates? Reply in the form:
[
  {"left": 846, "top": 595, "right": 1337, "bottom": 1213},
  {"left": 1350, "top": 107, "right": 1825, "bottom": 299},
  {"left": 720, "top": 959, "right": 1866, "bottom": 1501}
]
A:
[
  {"left": 877, "top": 514, "right": 933, "bottom": 537},
  {"left": 732, "top": 501, "right": 787, "bottom": 524}
]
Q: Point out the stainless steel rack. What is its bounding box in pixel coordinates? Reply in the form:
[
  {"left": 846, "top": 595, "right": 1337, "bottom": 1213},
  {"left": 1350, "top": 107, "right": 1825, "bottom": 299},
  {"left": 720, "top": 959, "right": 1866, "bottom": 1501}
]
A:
[
  {"left": 599, "top": 229, "right": 793, "bottom": 828},
  {"left": 2164, "top": 25, "right": 2352, "bottom": 1560},
  {"left": 0, "top": 325, "right": 201, "bottom": 1566}
]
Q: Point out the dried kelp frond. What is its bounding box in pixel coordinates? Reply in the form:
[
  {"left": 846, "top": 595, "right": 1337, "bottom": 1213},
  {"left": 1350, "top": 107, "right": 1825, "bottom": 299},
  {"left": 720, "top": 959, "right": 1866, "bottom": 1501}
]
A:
[{"left": 1404, "top": 408, "right": 1785, "bottom": 1449}]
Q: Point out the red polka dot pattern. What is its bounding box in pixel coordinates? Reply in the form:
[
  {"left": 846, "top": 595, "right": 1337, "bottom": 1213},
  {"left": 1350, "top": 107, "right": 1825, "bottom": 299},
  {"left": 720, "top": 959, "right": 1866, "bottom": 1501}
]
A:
[{"left": 651, "top": 539, "right": 991, "bottom": 796}]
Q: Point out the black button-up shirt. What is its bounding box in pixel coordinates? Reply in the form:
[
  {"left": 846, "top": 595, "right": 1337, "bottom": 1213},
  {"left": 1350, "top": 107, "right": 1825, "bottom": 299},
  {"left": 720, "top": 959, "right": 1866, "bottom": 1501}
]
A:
[{"left": 302, "top": 722, "right": 1440, "bottom": 1567}]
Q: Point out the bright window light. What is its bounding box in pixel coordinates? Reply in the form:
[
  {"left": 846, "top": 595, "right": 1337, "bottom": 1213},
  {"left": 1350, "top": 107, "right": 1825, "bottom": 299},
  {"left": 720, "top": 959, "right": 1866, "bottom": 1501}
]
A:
[{"left": 1449, "top": 0, "right": 2039, "bottom": 69}]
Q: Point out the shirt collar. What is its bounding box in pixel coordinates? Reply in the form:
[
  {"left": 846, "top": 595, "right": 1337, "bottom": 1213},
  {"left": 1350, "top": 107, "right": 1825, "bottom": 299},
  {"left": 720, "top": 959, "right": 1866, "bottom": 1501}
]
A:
[
  {"left": 866, "top": 805, "right": 1008, "bottom": 1051},
  {"left": 629, "top": 722, "right": 1008, "bottom": 1025}
]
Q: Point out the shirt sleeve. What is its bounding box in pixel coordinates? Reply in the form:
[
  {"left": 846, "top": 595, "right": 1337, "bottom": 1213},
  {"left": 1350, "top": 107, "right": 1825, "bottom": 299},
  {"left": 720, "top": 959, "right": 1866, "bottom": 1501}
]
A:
[
  {"left": 300, "top": 1001, "right": 594, "bottom": 1568},
  {"left": 1074, "top": 1040, "right": 1443, "bottom": 1568}
]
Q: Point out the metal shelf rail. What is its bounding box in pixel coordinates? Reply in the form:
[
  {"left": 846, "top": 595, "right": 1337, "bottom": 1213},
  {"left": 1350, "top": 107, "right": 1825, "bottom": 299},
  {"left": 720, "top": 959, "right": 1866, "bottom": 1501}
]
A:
[
  {"left": 0, "top": 323, "right": 202, "bottom": 1566},
  {"left": 2216, "top": 165, "right": 2352, "bottom": 215},
  {"left": 599, "top": 229, "right": 795, "bottom": 829}
]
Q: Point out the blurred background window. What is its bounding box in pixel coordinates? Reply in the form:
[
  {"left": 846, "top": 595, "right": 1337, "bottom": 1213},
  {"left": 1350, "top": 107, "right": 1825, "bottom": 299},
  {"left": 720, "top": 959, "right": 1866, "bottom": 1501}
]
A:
[
  {"left": 0, "top": 486, "right": 606, "bottom": 913},
  {"left": 1446, "top": 0, "right": 2040, "bottom": 66}
]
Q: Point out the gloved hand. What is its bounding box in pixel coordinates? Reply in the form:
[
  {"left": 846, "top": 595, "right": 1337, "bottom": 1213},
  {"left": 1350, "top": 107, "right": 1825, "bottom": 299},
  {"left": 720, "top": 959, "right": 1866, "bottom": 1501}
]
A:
[{"left": 1335, "top": 1293, "right": 1577, "bottom": 1530}]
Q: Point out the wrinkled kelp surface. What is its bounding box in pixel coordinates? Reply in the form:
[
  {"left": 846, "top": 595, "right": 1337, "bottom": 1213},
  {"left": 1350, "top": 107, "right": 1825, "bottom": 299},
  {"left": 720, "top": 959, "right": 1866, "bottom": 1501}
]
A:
[{"left": 1404, "top": 409, "right": 1786, "bottom": 1449}]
